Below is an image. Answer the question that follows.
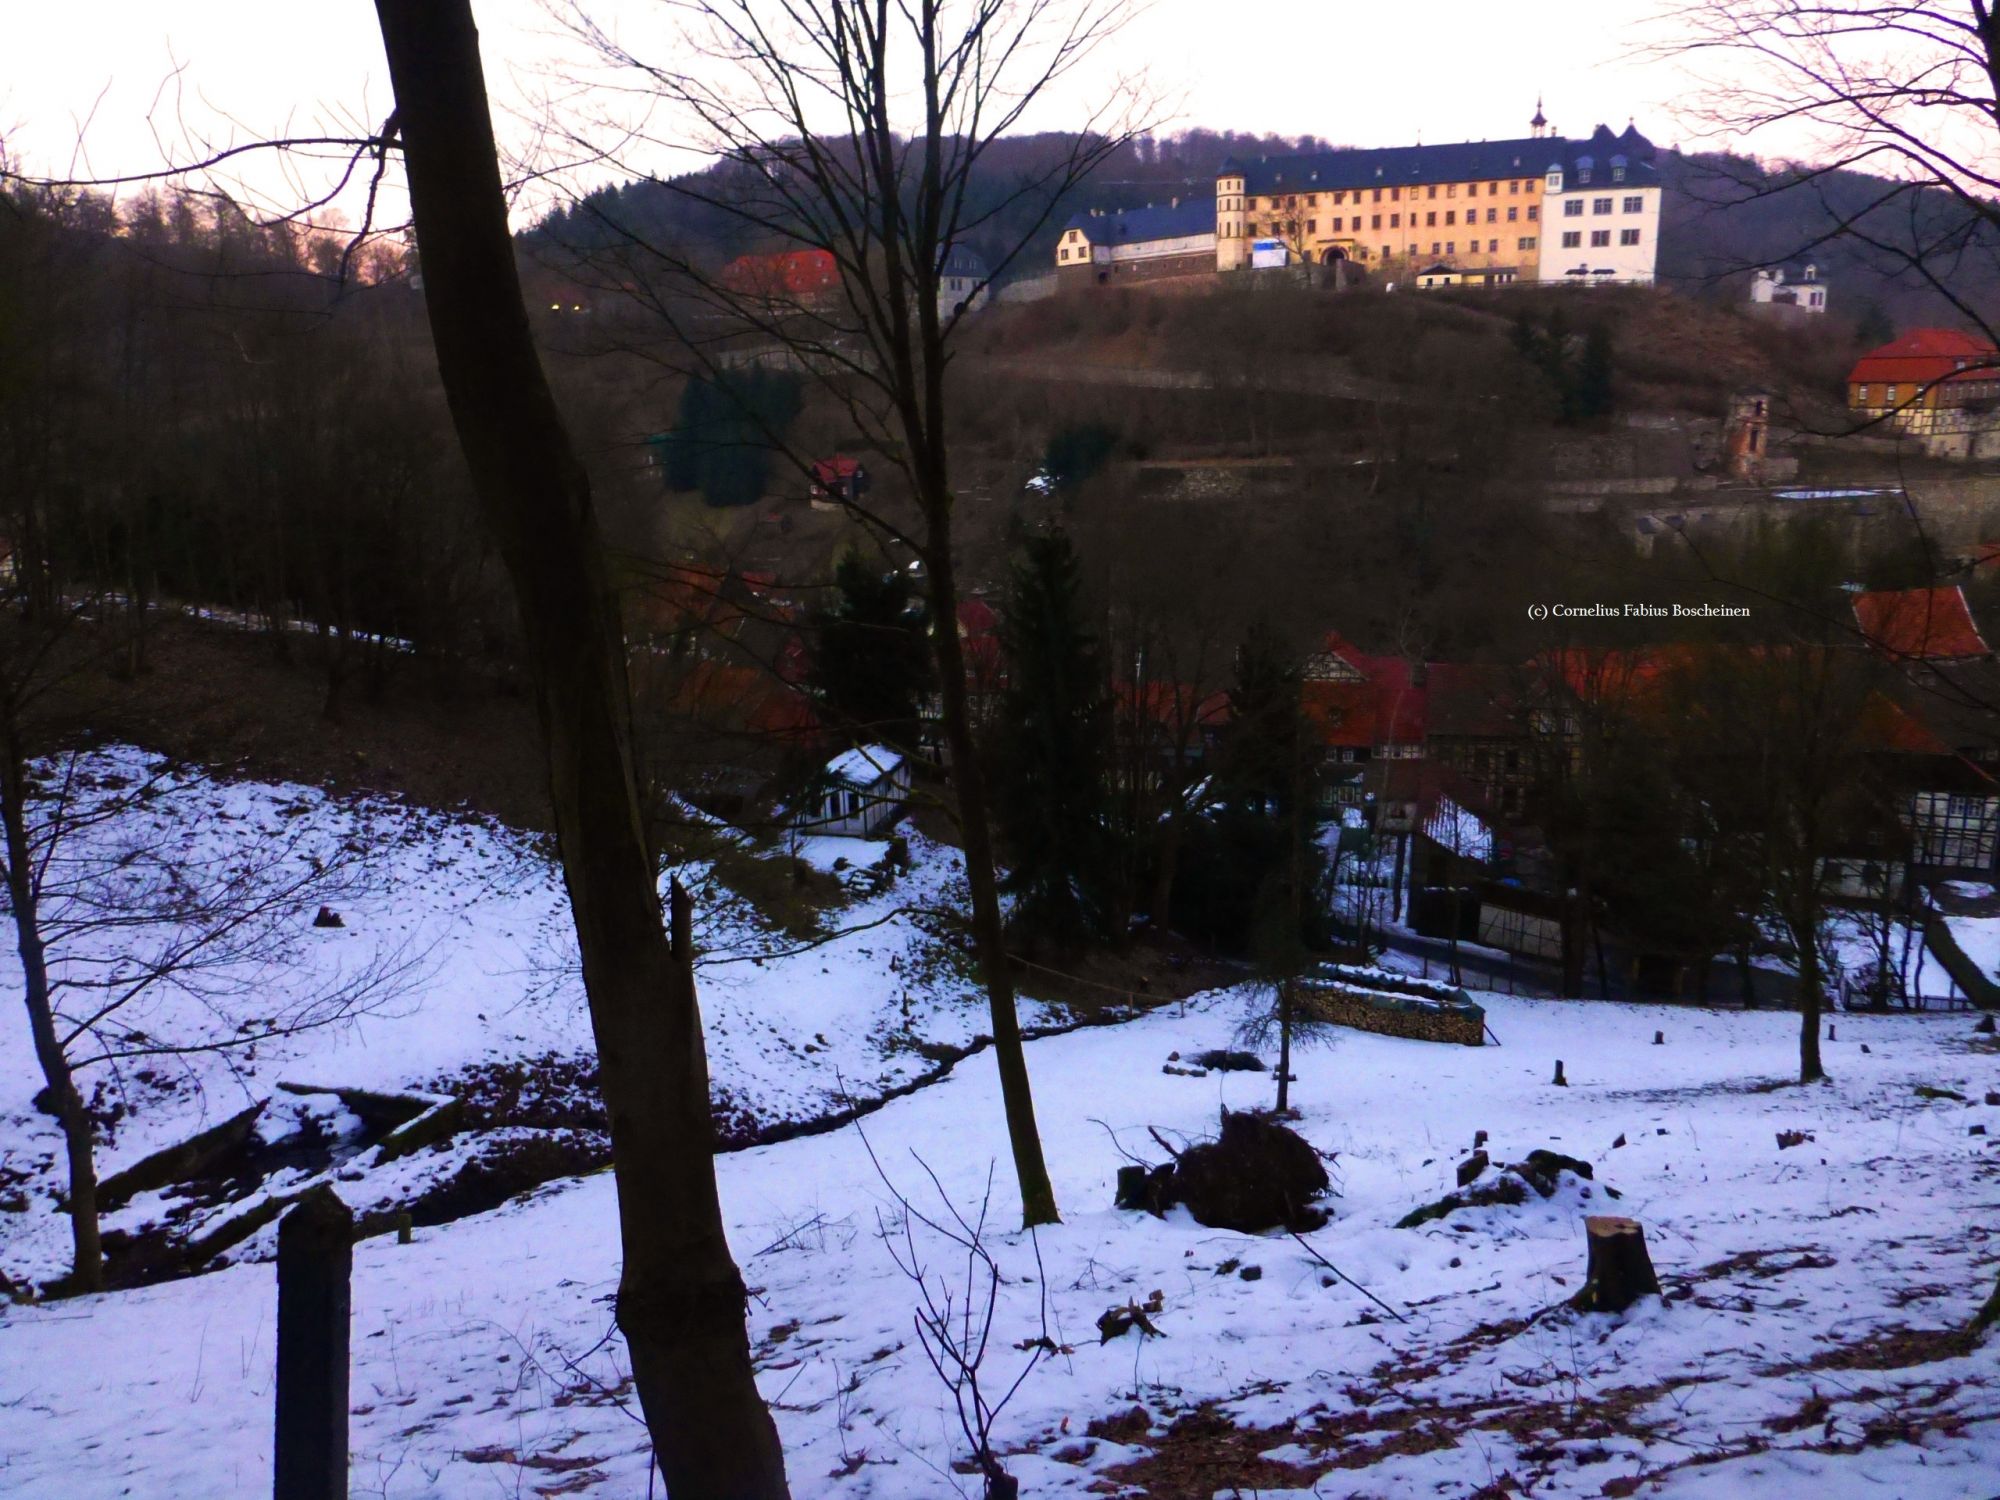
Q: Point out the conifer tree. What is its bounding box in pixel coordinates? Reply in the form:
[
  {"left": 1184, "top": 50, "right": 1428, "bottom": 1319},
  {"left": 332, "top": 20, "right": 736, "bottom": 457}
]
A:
[
  {"left": 993, "top": 530, "right": 1117, "bottom": 953},
  {"left": 810, "top": 551, "right": 932, "bottom": 753}
]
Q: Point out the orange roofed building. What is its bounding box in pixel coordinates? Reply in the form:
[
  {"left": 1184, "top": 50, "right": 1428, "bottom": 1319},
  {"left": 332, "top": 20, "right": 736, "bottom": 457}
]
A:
[
  {"left": 1847, "top": 329, "right": 2000, "bottom": 459},
  {"left": 1853, "top": 585, "right": 1991, "bottom": 662},
  {"left": 719, "top": 248, "right": 841, "bottom": 303}
]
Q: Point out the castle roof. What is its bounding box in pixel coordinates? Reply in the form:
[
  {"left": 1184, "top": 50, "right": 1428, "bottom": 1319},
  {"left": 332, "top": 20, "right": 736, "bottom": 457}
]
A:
[
  {"left": 1063, "top": 198, "right": 1215, "bottom": 244},
  {"left": 1225, "top": 124, "right": 1657, "bottom": 197}
]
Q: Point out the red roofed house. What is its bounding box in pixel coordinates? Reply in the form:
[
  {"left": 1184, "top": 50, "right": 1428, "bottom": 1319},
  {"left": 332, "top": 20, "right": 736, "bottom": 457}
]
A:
[
  {"left": 720, "top": 248, "right": 841, "bottom": 303},
  {"left": 1847, "top": 328, "right": 2000, "bottom": 458},
  {"left": 1853, "top": 585, "right": 1991, "bottom": 662},
  {"left": 809, "top": 456, "right": 869, "bottom": 511}
]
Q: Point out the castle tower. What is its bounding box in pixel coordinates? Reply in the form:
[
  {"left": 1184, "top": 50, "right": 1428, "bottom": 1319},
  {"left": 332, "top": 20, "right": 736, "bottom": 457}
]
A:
[
  {"left": 1216, "top": 161, "right": 1247, "bottom": 272},
  {"left": 1531, "top": 96, "right": 1548, "bottom": 139}
]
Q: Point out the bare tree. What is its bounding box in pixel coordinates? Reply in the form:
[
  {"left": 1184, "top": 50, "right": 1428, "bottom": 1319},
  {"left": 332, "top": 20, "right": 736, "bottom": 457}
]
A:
[
  {"left": 1665, "top": 0, "right": 2000, "bottom": 347},
  {"left": 551, "top": 0, "right": 1153, "bottom": 1227},
  {"left": 0, "top": 626, "right": 412, "bottom": 1293},
  {"left": 370, "top": 2, "right": 792, "bottom": 1490}
]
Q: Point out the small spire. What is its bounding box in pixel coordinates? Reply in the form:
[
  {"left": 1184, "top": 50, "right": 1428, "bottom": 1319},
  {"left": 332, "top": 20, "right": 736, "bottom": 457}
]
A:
[{"left": 1531, "top": 95, "right": 1548, "bottom": 137}]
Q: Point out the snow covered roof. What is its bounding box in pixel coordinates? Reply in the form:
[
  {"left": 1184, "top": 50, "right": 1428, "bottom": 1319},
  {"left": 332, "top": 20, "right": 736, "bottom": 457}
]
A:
[{"left": 825, "top": 744, "right": 904, "bottom": 786}]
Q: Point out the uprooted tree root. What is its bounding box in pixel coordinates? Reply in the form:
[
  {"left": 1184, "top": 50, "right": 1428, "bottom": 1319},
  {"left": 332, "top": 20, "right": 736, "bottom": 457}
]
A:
[{"left": 1115, "top": 1110, "right": 1331, "bottom": 1233}]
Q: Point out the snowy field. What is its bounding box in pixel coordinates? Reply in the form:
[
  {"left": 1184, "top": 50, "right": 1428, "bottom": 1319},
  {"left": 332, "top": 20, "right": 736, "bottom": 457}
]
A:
[{"left": 3, "top": 981, "right": 1996, "bottom": 1496}]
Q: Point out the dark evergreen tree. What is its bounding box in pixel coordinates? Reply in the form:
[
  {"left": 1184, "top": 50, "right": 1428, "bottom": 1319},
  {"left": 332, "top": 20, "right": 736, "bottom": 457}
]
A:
[
  {"left": 1573, "top": 324, "right": 1615, "bottom": 421},
  {"left": 655, "top": 370, "right": 804, "bottom": 508},
  {"left": 1170, "top": 623, "right": 1325, "bottom": 954},
  {"left": 809, "top": 551, "right": 932, "bottom": 751},
  {"left": 993, "top": 531, "right": 1118, "bottom": 952}
]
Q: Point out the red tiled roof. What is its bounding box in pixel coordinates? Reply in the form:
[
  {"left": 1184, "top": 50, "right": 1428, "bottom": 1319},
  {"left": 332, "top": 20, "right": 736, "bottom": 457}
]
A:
[
  {"left": 811, "top": 456, "right": 863, "bottom": 485},
  {"left": 1847, "top": 328, "right": 1999, "bottom": 392},
  {"left": 1854, "top": 693, "right": 1949, "bottom": 756},
  {"left": 720, "top": 248, "right": 841, "bottom": 299},
  {"left": 1301, "top": 635, "right": 1426, "bottom": 748},
  {"left": 1853, "top": 586, "right": 1990, "bottom": 661}
]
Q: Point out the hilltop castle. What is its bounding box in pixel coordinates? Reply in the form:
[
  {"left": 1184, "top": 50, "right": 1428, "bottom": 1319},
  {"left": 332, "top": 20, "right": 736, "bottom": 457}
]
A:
[{"left": 1057, "top": 108, "right": 1663, "bottom": 289}]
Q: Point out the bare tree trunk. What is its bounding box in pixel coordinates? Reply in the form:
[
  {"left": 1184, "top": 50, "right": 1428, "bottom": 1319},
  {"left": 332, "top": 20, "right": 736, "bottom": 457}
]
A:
[
  {"left": 1275, "top": 979, "right": 1293, "bottom": 1115},
  {"left": 925, "top": 542, "right": 1059, "bottom": 1228},
  {"left": 371, "top": 4, "right": 788, "bottom": 1492},
  {"left": 0, "top": 725, "right": 102, "bottom": 1293},
  {"left": 1796, "top": 906, "right": 1825, "bottom": 1083}
]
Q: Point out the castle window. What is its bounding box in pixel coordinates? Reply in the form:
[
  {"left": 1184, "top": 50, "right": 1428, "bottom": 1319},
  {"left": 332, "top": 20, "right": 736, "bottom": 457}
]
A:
[
  {"left": 1432, "top": 242, "right": 1441, "bottom": 255},
  {"left": 1590, "top": 229, "right": 1611, "bottom": 247},
  {"left": 1488, "top": 182, "right": 1499, "bottom": 196},
  {"left": 1527, "top": 205, "right": 1539, "bottom": 221},
  {"left": 1612, "top": 165, "right": 1626, "bottom": 182},
  {"left": 1486, "top": 208, "right": 1497, "bottom": 223},
  {"left": 1507, "top": 206, "right": 1518, "bottom": 222},
  {"left": 1519, "top": 235, "right": 1537, "bottom": 250},
  {"left": 1447, "top": 184, "right": 1457, "bottom": 198},
  {"left": 1564, "top": 199, "right": 1583, "bottom": 217},
  {"left": 1392, "top": 187, "right": 1401, "bottom": 201},
  {"left": 1619, "top": 227, "right": 1640, "bottom": 246},
  {"left": 1562, "top": 230, "right": 1581, "bottom": 248},
  {"left": 1390, "top": 213, "right": 1400, "bottom": 228},
  {"left": 1445, "top": 210, "right": 1456, "bottom": 226},
  {"left": 1510, "top": 179, "right": 1521, "bottom": 193},
  {"left": 1886, "top": 384, "right": 1900, "bottom": 404},
  {"left": 1307, "top": 219, "right": 1316, "bottom": 233},
  {"left": 1593, "top": 197, "right": 1613, "bottom": 214},
  {"left": 1489, "top": 239, "right": 1499, "bottom": 252},
  {"left": 1578, "top": 167, "right": 1592, "bottom": 184},
  {"left": 1623, "top": 195, "right": 1643, "bottom": 213},
  {"left": 1428, "top": 185, "right": 1438, "bottom": 199},
  {"left": 1426, "top": 211, "right": 1437, "bottom": 227},
  {"left": 1373, "top": 188, "right": 1383, "bottom": 202}
]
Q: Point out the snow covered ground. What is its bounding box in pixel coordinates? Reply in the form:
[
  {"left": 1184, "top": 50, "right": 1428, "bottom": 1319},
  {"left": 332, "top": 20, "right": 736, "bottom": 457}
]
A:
[
  {"left": 3, "top": 983, "right": 1996, "bottom": 1497},
  {"left": 0, "top": 750, "right": 1045, "bottom": 1290}
]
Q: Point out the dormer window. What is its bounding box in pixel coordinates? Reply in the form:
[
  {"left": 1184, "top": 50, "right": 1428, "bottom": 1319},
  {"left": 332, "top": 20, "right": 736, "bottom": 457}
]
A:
[{"left": 1546, "top": 168, "right": 1563, "bottom": 192}]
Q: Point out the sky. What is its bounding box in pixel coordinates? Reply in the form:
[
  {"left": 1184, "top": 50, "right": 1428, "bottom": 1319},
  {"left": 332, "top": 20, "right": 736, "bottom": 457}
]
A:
[{"left": 1, "top": 0, "right": 1764, "bottom": 224}]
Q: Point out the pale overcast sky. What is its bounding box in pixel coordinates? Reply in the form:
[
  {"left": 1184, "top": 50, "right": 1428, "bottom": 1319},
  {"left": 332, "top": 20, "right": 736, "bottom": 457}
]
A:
[{"left": 3, "top": 0, "right": 1759, "bottom": 220}]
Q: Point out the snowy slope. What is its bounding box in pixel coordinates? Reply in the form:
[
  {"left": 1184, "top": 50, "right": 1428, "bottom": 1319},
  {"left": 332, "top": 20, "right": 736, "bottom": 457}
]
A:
[
  {"left": 2, "top": 991, "right": 1996, "bottom": 1497},
  {"left": 0, "top": 750, "right": 1045, "bottom": 1290}
]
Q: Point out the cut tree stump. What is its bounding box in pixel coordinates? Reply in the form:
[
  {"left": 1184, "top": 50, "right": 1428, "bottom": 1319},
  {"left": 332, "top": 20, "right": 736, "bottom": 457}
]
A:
[{"left": 1570, "top": 1214, "right": 1661, "bottom": 1314}]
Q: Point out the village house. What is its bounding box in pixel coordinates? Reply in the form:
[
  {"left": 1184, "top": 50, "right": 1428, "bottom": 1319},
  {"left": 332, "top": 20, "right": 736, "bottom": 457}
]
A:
[
  {"left": 1847, "top": 328, "right": 2000, "bottom": 459},
  {"left": 802, "top": 745, "right": 911, "bottom": 838},
  {"left": 939, "top": 244, "right": 991, "bottom": 317},
  {"left": 719, "top": 247, "right": 842, "bottom": 304},
  {"left": 809, "top": 455, "right": 869, "bottom": 512},
  {"left": 1748, "top": 263, "right": 1829, "bottom": 317}
]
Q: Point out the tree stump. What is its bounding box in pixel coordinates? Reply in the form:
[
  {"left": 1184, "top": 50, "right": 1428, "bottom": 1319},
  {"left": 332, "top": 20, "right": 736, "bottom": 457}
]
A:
[
  {"left": 1456, "top": 1150, "right": 1489, "bottom": 1187},
  {"left": 1552, "top": 1059, "right": 1568, "bottom": 1087},
  {"left": 1653, "top": 1030, "right": 1664, "bottom": 1046},
  {"left": 1571, "top": 1215, "right": 1661, "bottom": 1314}
]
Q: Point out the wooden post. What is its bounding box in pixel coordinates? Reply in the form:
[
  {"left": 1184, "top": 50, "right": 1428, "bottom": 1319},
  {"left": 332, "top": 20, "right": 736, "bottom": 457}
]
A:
[
  {"left": 1552, "top": 1059, "right": 1568, "bottom": 1087},
  {"left": 1652, "top": 1030, "right": 1664, "bottom": 1046},
  {"left": 1571, "top": 1214, "right": 1660, "bottom": 1314},
  {"left": 274, "top": 1187, "right": 352, "bottom": 1500}
]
